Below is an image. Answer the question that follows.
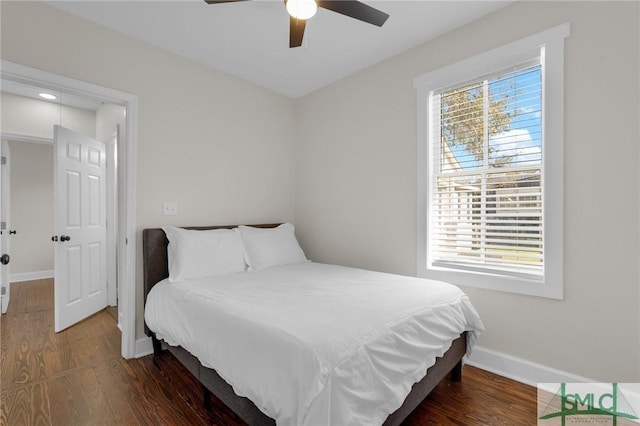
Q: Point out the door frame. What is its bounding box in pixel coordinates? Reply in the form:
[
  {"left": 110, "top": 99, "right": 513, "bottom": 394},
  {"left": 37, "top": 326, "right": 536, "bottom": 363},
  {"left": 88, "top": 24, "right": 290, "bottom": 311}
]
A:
[
  {"left": 1, "top": 139, "right": 10, "bottom": 314},
  {"left": 102, "top": 127, "right": 118, "bottom": 310},
  {"left": 1, "top": 60, "right": 138, "bottom": 358}
]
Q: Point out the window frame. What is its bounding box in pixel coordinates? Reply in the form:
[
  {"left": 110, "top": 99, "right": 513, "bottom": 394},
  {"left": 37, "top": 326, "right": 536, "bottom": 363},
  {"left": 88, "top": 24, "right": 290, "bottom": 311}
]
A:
[{"left": 415, "top": 23, "right": 569, "bottom": 299}]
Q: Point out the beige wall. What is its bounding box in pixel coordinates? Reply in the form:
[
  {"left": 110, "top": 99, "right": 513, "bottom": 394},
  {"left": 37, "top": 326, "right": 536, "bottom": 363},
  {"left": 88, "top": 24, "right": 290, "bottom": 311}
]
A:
[
  {"left": 295, "top": 1, "right": 640, "bottom": 382},
  {"left": 1, "top": 2, "right": 296, "bottom": 338},
  {"left": 7, "top": 141, "right": 54, "bottom": 275}
]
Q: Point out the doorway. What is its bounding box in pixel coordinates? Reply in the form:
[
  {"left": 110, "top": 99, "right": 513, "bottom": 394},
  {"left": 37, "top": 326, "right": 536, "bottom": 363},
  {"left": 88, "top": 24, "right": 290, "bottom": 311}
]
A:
[{"left": 1, "top": 60, "right": 138, "bottom": 358}]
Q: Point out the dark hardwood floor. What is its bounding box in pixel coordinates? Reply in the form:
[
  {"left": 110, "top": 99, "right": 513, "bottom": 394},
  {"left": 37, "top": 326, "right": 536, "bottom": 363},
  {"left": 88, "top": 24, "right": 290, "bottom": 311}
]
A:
[{"left": 1, "top": 279, "right": 537, "bottom": 425}]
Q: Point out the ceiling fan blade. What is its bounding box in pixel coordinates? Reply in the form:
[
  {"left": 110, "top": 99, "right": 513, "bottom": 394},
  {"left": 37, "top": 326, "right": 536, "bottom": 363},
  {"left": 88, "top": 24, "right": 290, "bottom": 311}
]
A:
[
  {"left": 290, "top": 17, "right": 306, "bottom": 48},
  {"left": 317, "top": 1, "right": 389, "bottom": 27},
  {"left": 204, "top": 0, "right": 251, "bottom": 4}
]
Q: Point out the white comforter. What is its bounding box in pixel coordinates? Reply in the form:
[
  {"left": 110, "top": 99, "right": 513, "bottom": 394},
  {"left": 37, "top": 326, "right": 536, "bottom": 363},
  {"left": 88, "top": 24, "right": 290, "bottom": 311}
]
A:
[{"left": 144, "top": 262, "right": 484, "bottom": 426}]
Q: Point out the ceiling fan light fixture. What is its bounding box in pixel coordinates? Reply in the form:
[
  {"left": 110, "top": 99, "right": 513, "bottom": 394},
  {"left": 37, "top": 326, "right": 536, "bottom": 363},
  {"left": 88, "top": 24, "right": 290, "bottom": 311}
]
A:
[{"left": 286, "top": 0, "right": 317, "bottom": 20}]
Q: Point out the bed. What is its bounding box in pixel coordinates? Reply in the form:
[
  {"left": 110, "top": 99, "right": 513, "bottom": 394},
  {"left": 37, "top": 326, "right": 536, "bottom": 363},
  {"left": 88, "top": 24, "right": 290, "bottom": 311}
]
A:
[{"left": 143, "top": 224, "right": 483, "bottom": 426}]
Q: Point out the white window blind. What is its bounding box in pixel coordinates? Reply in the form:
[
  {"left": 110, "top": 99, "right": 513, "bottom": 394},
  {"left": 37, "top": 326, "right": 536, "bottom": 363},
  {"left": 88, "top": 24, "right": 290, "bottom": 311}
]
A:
[{"left": 430, "top": 64, "right": 544, "bottom": 279}]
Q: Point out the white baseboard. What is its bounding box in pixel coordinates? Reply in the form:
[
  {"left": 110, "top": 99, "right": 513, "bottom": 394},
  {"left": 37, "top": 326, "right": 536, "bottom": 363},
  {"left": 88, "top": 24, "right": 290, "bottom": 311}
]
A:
[
  {"left": 10, "top": 270, "right": 54, "bottom": 283},
  {"left": 467, "top": 345, "right": 593, "bottom": 387},
  {"left": 135, "top": 336, "right": 154, "bottom": 358}
]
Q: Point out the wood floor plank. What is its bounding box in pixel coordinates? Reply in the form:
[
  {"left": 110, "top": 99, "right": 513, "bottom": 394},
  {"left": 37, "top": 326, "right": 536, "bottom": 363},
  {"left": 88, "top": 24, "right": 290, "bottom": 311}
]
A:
[
  {"left": 120, "top": 352, "right": 238, "bottom": 426},
  {"left": 403, "top": 366, "right": 538, "bottom": 425},
  {"left": 119, "top": 355, "right": 210, "bottom": 426},
  {"left": 98, "top": 357, "right": 160, "bottom": 425},
  {"left": 93, "top": 362, "right": 145, "bottom": 425},
  {"left": 74, "top": 367, "right": 115, "bottom": 425},
  {"left": 152, "top": 353, "right": 251, "bottom": 426},
  {"left": 7, "top": 281, "right": 26, "bottom": 315},
  {"left": 0, "top": 383, "right": 51, "bottom": 426},
  {"left": 1, "top": 278, "right": 538, "bottom": 426},
  {"left": 46, "top": 367, "right": 123, "bottom": 426},
  {"left": 46, "top": 373, "right": 87, "bottom": 425}
]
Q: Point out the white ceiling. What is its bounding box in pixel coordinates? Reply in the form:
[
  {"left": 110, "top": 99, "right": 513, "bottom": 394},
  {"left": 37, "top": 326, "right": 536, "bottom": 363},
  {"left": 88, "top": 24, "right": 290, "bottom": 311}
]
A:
[{"left": 48, "top": 0, "right": 512, "bottom": 98}]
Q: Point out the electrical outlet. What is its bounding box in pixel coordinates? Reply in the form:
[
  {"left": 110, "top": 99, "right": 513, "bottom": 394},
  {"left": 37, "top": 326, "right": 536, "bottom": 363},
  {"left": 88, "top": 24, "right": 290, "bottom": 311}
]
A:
[{"left": 163, "top": 202, "right": 178, "bottom": 216}]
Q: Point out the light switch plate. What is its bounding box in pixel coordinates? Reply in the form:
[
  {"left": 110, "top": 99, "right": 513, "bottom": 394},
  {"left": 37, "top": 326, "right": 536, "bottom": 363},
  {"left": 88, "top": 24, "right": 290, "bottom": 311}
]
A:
[{"left": 163, "top": 202, "right": 178, "bottom": 216}]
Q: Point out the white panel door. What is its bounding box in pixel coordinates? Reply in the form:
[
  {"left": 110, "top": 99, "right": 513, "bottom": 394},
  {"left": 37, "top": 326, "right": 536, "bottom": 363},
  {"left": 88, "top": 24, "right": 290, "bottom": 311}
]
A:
[
  {"left": 54, "top": 126, "right": 107, "bottom": 332},
  {"left": 1, "top": 139, "right": 10, "bottom": 314}
]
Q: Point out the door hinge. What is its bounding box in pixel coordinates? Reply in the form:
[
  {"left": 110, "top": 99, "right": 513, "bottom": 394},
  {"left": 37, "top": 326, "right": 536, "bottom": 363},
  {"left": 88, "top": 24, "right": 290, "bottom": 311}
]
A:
[
  {"left": 1, "top": 156, "right": 6, "bottom": 165},
  {"left": 1, "top": 287, "right": 6, "bottom": 296},
  {"left": 0, "top": 222, "right": 5, "bottom": 231}
]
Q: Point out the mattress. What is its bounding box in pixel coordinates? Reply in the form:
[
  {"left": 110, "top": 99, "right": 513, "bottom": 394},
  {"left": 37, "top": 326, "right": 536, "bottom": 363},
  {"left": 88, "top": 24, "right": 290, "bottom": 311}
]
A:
[{"left": 144, "top": 262, "right": 484, "bottom": 426}]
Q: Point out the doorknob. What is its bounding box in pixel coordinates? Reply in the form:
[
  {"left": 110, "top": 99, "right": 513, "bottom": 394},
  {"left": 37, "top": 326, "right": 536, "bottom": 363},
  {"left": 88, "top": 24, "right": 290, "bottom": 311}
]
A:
[
  {"left": 51, "top": 236, "right": 59, "bottom": 242},
  {"left": 60, "top": 235, "right": 71, "bottom": 242},
  {"left": 9, "top": 230, "right": 16, "bottom": 235},
  {"left": 0, "top": 254, "right": 9, "bottom": 265}
]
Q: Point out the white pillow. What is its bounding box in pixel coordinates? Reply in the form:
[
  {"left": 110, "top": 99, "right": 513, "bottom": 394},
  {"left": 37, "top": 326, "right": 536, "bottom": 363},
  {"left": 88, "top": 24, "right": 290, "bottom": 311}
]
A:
[
  {"left": 163, "top": 227, "right": 246, "bottom": 282},
  {"left": 238, "top": 223, "right": 308, "bottom": 271}
]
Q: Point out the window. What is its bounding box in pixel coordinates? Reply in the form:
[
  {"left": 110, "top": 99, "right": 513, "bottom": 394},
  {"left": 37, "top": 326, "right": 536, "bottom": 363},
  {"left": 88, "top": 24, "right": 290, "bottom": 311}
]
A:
[
  {"left": 415, "top": 24, "right": 569, "bottom": 299},
  {"left": 433, "top": 64, "right": 543, "bottom": 279}
]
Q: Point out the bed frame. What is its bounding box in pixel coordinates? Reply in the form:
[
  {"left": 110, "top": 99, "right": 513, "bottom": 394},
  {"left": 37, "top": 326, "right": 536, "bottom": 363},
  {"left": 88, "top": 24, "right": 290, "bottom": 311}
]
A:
[{"left": 143, "top": 224, "right": 468, "bottom": 426}]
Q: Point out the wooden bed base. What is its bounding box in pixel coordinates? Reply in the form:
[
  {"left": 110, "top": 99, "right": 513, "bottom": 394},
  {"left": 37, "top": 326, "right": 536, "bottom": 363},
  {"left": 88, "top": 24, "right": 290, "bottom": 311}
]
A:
[{"left": 143, "top": 225, "right": 468, "bottom": 426}]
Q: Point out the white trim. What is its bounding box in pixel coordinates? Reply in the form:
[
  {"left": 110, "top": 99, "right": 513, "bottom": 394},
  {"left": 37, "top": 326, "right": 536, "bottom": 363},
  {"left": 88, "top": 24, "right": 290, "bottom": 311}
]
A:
[
  {"left": 414, "top": 23, "right": 570, "bottom": 90},
  {"left": 0, "top": 139, "right": 10, "bottom": 314},
  {"left": 2, "top": 133, "right": 53, "bottom": 145},
  {"left": 135, "top": 337, "right": 154, "bottom": 358},
  {"left": 122, "top": 98, "right": 138, "bottom": 359},
  {"left": 467, "top": 345, "right": 594, "bottom": 387},
  {"left": 1, "top": 60, "right": 138, "bottom": 359},
  {"left": 118, "top": 311, "right": 123, "bottom": 331},
  {"left": 103, "top": 127, "right": 118, "bottom": 308},
  {"left": 415, "top": 23, "right": 569, "bottom": 300},
  {"left": 10, "top": 270, "right": 54, "bottom": 283}
]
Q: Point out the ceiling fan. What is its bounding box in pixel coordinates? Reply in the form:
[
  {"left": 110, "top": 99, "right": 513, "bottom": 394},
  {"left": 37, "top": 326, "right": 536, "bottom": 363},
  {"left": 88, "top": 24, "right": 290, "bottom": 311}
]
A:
[{"left": 204, "top": 0, "right": 389, "bottom": 48}]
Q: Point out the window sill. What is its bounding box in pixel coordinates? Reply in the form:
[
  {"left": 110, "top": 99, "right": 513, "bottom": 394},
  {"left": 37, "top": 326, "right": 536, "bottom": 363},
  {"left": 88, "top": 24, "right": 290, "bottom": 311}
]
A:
[{"left": 418, "top": 265, "right": 563, "bottom": 300}]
